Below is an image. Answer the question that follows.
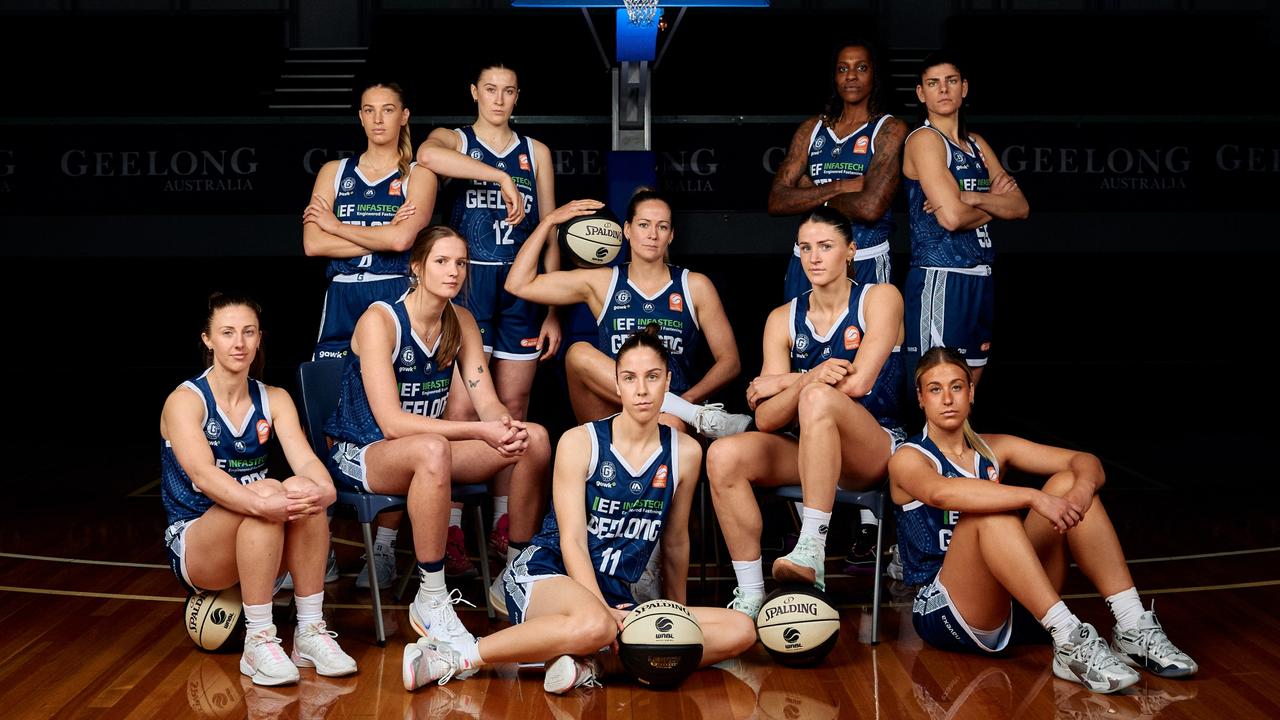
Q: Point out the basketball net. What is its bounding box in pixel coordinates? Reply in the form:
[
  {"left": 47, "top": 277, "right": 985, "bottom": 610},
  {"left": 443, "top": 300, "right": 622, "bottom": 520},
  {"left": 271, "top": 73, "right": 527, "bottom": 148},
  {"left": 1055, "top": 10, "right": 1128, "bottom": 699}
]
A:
[{"left": 623, "top": 0, "right": 659, "bottom": 26}]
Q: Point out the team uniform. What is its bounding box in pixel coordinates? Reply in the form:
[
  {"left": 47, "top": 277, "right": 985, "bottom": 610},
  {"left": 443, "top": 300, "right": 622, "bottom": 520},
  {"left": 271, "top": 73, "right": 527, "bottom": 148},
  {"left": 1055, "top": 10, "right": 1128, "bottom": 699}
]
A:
[
  {"left": 894, "top": 427, "right": 1009, "bottom": 653},
  {"left": 784, "top": 115, "right": 897, "bottom": 300},
  {"left": 161, "top": 369, "right": 274, "bottom": 594},
  {"left": 788, "top": 279, "right": 905, "bottom": 444},
  {"left": 500, "top": 418, "right": 679, "bottom": 623},
  {"left": 596, "top": 264, "right": 701, "bottom": 395},
  {"left": 903, "top": 121, "right": 995, "bottom": 369},
  {"left": 314, "top": 157, "right": 414, "bottom": 360},
  {"left": 324, "top": 299, "right": 452, "bottom": 493},
  {"left": 444, "top": 127, "right": 543, "bottom": 360}
]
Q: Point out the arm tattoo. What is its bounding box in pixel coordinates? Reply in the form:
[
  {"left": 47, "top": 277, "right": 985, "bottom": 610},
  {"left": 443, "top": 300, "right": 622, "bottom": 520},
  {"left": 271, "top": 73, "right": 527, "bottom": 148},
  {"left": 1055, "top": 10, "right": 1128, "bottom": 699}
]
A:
[{"left": 467, "top": 365, "right": 483, "bottom": 388}]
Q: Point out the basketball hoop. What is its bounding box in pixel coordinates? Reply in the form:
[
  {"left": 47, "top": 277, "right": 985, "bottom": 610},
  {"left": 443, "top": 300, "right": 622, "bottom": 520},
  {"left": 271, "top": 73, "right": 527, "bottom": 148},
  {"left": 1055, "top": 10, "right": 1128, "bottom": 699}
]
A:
[{"left": 623, "top": 0, "right": 659, "bottom": 26}]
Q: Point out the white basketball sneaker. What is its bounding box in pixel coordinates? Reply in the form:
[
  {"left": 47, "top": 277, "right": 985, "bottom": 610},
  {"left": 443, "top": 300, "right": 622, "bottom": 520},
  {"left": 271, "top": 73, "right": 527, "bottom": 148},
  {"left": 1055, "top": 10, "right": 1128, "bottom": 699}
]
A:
[
  {"left": 291, "top": 621, "right": 357, "bottom": 677},
  {"left": 1110, "top": 608, "right": 1198, "bottom": 678},
  {"left": 240, "top": 625, "right": 300, "bottom": 686},
  {"left": 1052, "top": 623, "right": 1140, "bottom": 694},
  {"left": 772, "top": 535, "right": 827, "bottom": 591},
  {"left": 402, "top": 638, "right": 476, "bottom": 690},
  {"left": 726, "top": 587, "right": 764, "bottom": 621},
  {"left": 355, "top": 542, "right": 397, "bottom": 590},
  {"left": 409, "top": 589, "right": 478, "bottom": 646},
  {"left": 543, "top": 654, "right": 602, "bottom": 694},
  {"left": 691, "top": 403, "right": 752, "bottom": 439}
]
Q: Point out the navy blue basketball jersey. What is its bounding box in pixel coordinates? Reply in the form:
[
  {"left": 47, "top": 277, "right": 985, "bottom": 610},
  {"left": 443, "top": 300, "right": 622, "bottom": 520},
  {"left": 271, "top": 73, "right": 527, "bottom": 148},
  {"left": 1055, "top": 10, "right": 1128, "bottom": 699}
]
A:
[
  {"left": 530, "top": 418, "right": 679, "bottom": 585},
  {"left": 326, "top": 157, "right": 412, "bottom": 279},
  {"left": 161, "top": 369, "right": 273, "bottom": 525},
  {"left": 893, "top": 427, "right": 1001, "bottom": 585},
  {"left": 905, "top": 122, "right": 994, "bottom": 269},
  {"left": 325, "top": 299, "right": 453, "bottom": 447},
  {"left": 788, "top": 280, "right": 904, "bottom": 430},
  {"left": 597, "top": 264, "right": 700, "bottom": 394},
  {"left": 805, "top": 115, "right": 896, "bottom": 253},
  {"left": 445, "top": 127, "right": 540, "bottom": 263}
]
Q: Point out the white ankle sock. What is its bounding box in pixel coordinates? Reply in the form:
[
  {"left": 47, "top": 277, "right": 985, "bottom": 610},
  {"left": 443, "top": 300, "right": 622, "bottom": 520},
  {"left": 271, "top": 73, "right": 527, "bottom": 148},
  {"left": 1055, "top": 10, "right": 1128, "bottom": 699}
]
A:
[
  {"left": 731, "top": 559, "right": 765, "bottom": 596},
  {"left": 859, "top": 508, "right": 879, "bottom": 527},
  {"left": 493, "top": 496, "right": 508, "bottom": 527},
  {"left": 800, "top": 507, "right": 832, "bottom": 544},
  {"left": 458, "top": 636, "right": 484, "bottom": 668},
  {"left": 375, "top": 526, "right": 397, "bottom": 548},
  {"left": 417, "top": 568, "right": 448, "bottom": 603},
  {"left": 1040, "top": 600, "right": 1082, "bottom": 646},
  {"left": 449, "top": 507, "right": 463, "bottom": 528},
  {"left": 295, "top": 591, "right": 324, "bottom": 626},
  {"left": 659, "top": 392, "right": 698, "bottom": 424},
  {"left": 243, "top": 601, "right": 273, "bottom": 634},
  {"left": 1105, "top": 587, "right": 1144, "bottom": 632}
]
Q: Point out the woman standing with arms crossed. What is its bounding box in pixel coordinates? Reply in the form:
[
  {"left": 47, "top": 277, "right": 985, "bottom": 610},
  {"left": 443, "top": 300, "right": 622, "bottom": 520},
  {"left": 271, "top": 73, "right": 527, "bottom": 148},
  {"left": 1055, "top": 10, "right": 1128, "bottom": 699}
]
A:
[{"left": 902, "top": 52, "right": 1029, "bottom": 384}]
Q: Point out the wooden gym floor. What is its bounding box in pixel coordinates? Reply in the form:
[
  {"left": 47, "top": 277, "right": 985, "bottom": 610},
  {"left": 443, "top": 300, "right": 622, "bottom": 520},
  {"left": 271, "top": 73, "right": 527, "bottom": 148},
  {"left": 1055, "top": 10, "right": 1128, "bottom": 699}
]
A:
[{"left": 2, "top": 474, "right": 1278, "bottom": 720}]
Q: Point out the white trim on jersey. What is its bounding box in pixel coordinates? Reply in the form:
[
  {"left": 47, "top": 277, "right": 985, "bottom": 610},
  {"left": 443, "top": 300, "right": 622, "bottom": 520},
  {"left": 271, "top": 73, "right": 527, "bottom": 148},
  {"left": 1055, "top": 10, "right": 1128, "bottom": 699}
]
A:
[
  {"left": 333, "top": 157, "right": 349, "bottom": 195},
  {"left": 920, "top": 269, "right": 947, "bottom": 353},
  {"left": 670, "top": 428, "right": 680, "bottom": 492},
  {"left": 967, "top": 357, "right": 989, "bottom": 368},
  {"left": 181, "top": 379, "right": 209, "bottom": 432},
  {"left": 610, "top": 438, "right": 663, "bottom": 478},
  {"left": 823, "top": 119, "right": 871, "bottom": 146},
  {"left": 454, "top": 127, "right": 469, "bottom": 155},
  {"left": 806, "top": 121, "right": 823, "bottom": 154},
  {"left": 902, "top": 500, "right": 924, "bottom": 511},
  {"left": 679, "top": 268, "right": 700, "bottom": 330},
  {"left": 372, "top": 300, "right": 401, "bottom": 365},
  {"left": 314, "top": 288, "right": 331, "bottom": 356},
  {"left": 330, "top": 272, "right": 406, "bottom": 283},
  {"left": 869, "top": 114, "right": 893, "bottom": 145},
  {"left": 409, "top": 323, "right": 442, "bottom": 359},
  {"left": 526, "top": 139, "right": 538, "bottom": 175},
  {"left": 353, "top": 165, "right": 399, "bottom": 187},
  {"left": 472, "top": 131, "right": 521, "bottom": 159},
  {"left": 787, "top": 297, "right": 799, "bottom": 346},
  {"left": 215, "top": 398, "right": 255, "bottom": 439},
  {"left": 853, "top": 239, "right": 892, "bottom": 262},
  {"left": 626, "top": 274, "right": 674, "bottom": 302},
  {"left": 900, "top": 442, "right": 944, "bottom": 476},
  {"left": 597, "top": 267, "right": 621, "bottom": 324},
  {"left": 586, "top": 421, "right": 601, "bottom": 479},
  {"left": 803, "top": 279, "right": 852, "bottom": 342},
  {"left": 492, "top": 348, "right": 539, "bottom": 362},
  {"left": 855, "top": 281, "right": 872, "bottom": 333},
  {"left": 919, "top": 264, "right": 992, "bottom": 277},
  {"left": 911, "top": 122, "right": 954, "bottom": 170},
  {"left": 256, "top": 380, "right": 273, "bottom": 426}
]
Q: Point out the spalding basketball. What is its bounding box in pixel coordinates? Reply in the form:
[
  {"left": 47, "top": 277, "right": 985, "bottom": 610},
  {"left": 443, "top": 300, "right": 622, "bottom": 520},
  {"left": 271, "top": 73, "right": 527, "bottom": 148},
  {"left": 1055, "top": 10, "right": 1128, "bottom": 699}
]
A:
[
  {"left": 617, "top": 599, "right": 704, "bottom": 687},
  {"left": 755, "top": 585, "right": 840, "bottom": 667},
  {"left": 186, "top": 657, "right": 246, "bottom": 719},
  {"left": 559, "top": 208, "right": 623, "bottom": 268},
  {"left": 185, "top": 586, "right": 245, "bottom": 652}
]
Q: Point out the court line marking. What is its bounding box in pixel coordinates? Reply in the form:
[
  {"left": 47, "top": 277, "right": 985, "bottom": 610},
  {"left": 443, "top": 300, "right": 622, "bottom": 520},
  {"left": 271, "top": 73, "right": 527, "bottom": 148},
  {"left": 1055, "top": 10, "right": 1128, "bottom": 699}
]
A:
[
  {"left": 126, "top": 479, "right": 161, "bottom": 497},
  {"left": 6, "top": 579, "right": 1280, "bottom": 613},
  {"left": 0, "top": 552, "right": 169, "bottom": 569}
]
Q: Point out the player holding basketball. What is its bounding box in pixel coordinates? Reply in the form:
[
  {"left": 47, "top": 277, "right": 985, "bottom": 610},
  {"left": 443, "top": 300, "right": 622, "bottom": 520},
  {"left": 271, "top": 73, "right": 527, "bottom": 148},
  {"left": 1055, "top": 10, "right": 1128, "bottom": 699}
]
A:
[
  {"left": 902, "top": 52, "right": 1029, "bottom": 384},
  {"left": 403, "top": 326, "right": 757, "bottom": 692},
  {"left": 504, "top": 189, "right": 751, "bottom": 438},
  {"left": 323, "top": 226, "right": 549, "bottom": 654},
  {"left": 416, "top": 61, "right": 556, "bottom": 575},
  {"left": 161, "top": 294, "right": 357, "bottom": 686},
  {"left": 891, "top": 346, "right": 1197, "bottom": 693},
  {"left": 708, "top": 207, "right": 905, "bottom": 620},
  {"left": 768, "top": 39, "right": 906, "bottom": 299}
]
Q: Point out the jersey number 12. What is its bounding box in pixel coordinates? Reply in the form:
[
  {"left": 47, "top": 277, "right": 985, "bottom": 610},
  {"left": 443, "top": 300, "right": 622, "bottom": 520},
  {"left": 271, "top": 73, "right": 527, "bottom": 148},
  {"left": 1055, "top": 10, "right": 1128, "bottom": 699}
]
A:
[{"left": 492, "top": 220, "right": 515, "bottom": 246}]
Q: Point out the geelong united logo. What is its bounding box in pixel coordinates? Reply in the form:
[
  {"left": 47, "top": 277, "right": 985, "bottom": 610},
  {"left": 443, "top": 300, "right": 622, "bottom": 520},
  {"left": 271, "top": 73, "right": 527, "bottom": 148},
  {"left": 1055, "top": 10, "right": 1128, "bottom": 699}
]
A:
[
  {"left": 795, "top": 334, "right": 810, "bottom": 352},
  {"left": 401, "top": 346, "right": 415, "bottom": 365},
  {"left": 470, "top": 149, "right": 484, "bottom": 160},
  {"left": 615, "top": 290, "right": 631, "bottom": 305},
  {"left": 341, "top": 177, "right": 355, "bottom": 192},
  {"left": 205, "top": 419, "right": 221, "bottom": 440}
]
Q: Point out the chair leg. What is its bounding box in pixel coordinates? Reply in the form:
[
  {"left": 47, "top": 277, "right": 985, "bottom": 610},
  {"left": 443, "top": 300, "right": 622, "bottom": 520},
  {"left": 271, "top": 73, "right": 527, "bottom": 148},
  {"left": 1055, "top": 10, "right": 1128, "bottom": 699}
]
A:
[
  {"left": 394, "top": 546, "right": 415, "bottom": 601},
  {"left": 698, "top": 480, "right": 708, "bottom": 598},
  {"left": 870, "top": 502, "right": 885, "bottom": 646},
  {"left": 474, "top": 505, "right": 494, "bottom": 620},
  {"left": 361, "top": 521, "right": 387, "bottom": 647}
]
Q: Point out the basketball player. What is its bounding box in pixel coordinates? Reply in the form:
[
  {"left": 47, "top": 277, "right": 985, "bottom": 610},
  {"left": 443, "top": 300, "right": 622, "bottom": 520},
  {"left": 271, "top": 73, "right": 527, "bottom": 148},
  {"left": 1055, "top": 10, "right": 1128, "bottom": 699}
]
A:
[
  {"left": 708, "top": 207, "right": 905, "bottom": 620},
  {"left": 891, "top": 347, "right": 1197, "bottom": 693},
  {"left": 768, "top": 39, "right": 906, "bottom": 299},
  {"left": 403, "top": 327, "right": 757, "bottom": 692},
  {"left": 323, "top": 226, "right": 549, "bottom": 652},
  {"left": 504, "top": 189, "right": 752, "bottom": 438},
  {"left": 416, "top": 61, "right": 557, "bottom": 572},
  {"left": 304, "top": 82, "right": 437, "bottom": 362},
  {"left": 767, "top": 40, "right": 907, "bottom": 569},
  {"left": 902, "top": 52, "right": 1029, "bottom": 384},
  {"left": 161, "top": 294, "right": 357, "bottom": 686}
]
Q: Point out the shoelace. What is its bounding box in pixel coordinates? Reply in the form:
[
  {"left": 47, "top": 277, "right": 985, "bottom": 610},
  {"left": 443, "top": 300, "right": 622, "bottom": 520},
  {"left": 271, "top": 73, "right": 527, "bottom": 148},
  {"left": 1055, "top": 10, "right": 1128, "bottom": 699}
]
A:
[
  {"left": 432, "top": 589, "right": 477, "bottom": 635},
  {"left": 694, "top": 403, "right": 726, "bottom": 433},
  {"left": 300, "top": 622, "right": 343, "bottom": 651},
  {"left": 1075, "top": 634, "right": 1125, "bottom": 674},
  {"left": 252, "top": 632, "right": 289, "bottom": 662},
  {"left": 576, "top": 659, "right": 604, "bottom": 689}
]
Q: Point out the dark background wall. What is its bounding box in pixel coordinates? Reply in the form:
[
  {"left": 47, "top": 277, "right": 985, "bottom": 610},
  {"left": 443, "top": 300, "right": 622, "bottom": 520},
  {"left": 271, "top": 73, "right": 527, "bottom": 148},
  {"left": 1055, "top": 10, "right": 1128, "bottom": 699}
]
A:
[{"left": 0, "top": 0, "right": 1275, "bottom": 497}]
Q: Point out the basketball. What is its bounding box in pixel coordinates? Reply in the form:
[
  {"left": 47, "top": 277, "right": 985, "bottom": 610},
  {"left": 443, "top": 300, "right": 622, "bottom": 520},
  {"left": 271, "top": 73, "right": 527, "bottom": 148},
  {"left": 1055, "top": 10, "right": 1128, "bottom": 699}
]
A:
[
  {"left": 185, "top": 586, "right": 245, "bottom": 652},
  {"left": 755, "top": 585, "right": 840, "bottom": 667},
  {"left": 617, "top": 599, "right": 704, "bottom": 688},
  {"left": 559, "top": 208, "right": 623, "bottom": 267},
  {"left": 185, "top": 657, "right": 246, "bottom": 719}
]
